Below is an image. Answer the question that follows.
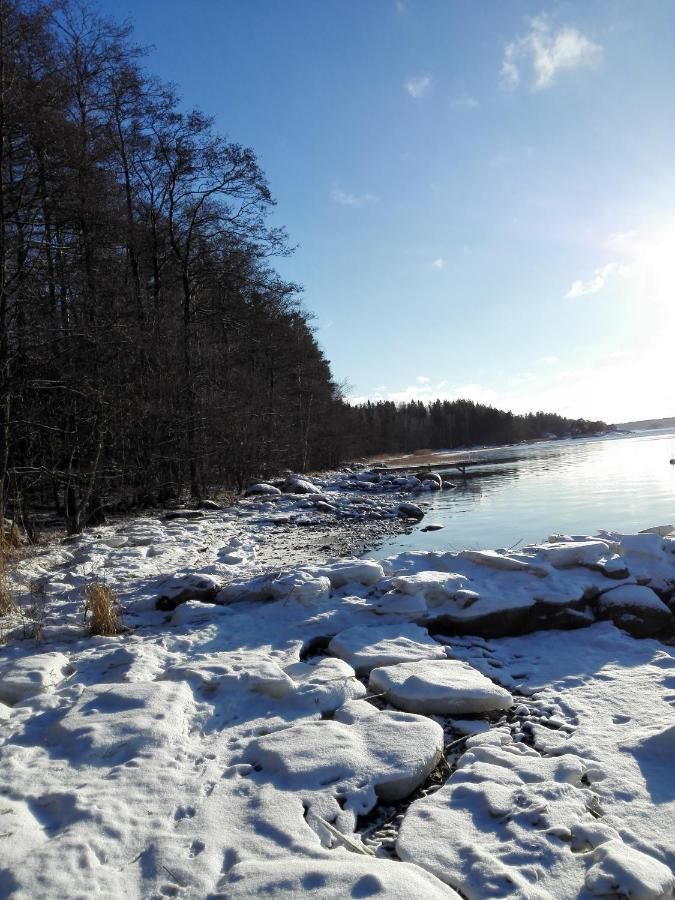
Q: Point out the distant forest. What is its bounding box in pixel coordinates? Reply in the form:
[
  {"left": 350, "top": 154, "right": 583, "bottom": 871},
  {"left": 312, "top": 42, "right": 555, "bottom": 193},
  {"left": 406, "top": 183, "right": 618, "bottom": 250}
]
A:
[
  {"left": 0, "top": 0, "right": 605, "bottom": 535},
  {"left": 347, "top": 400, "right": 606, "bottom": 458}
]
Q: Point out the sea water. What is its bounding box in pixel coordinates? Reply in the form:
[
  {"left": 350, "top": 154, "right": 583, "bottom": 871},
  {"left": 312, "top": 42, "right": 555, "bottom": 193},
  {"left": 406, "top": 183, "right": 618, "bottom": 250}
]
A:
[{"left": 371, "top": 428, "right": 675, "bottom": 556}]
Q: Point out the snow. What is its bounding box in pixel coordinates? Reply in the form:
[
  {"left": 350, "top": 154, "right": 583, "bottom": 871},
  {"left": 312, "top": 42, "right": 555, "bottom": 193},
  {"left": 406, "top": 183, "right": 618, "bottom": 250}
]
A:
[
  {"left": 328, "top": 623, "right": 448, "bottom": 674},
  {"left": 0, "top": 495, "right": 674, "bottom": 898},
  {"left": 220, "top": 856, "right": 463, "bottom": 898},
  {"left": 369, "top": 658, "right": 514, "bottom": 715}
]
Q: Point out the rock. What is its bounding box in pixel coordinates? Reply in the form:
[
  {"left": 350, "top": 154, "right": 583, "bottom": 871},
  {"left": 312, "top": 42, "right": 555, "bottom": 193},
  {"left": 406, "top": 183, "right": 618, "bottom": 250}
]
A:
[
  {"left": 369, "top": 659, "right": 513, "bottom": 716},
  {"left": 284, "top": 657, "right": 366, "bottom": 714},
  {"left": 310, "top": 559, "right": 385, "bottom": 587},
  {"left": 156, "top": 573, "right": 220, "bottom": 611},
  {"left": 198, "top": 499, "right": 220, "bottom": 510},
  {"left": 594, "top": 584, "right": 673, "bottom": 637},
  {"left": 220, "top": 857, "right": 461, "bottom": 899},
  {"left": 539, "top": 539, "right": 611, "bottom": 569},
  {"left": 270, "top": 572, "right": 332, "bottom": 606},
  {"left": 163, "top": 509, "right": 204, "bottom": 520},
  {"left": 421, "top": 523, "right": 444, "bottom": 532},
  {"left": 244, "top": 483, "right": 282, "bottom": 496},
  {"left": 441, "top": 480, "right": 456, "bottom": 489},
  {"left": 242, "top": 699, "right": 444, "bottom": 830},
  {"left": 390, "top": 571, "right": 468, "bottom": 605},
  {"left": 397, "top": 732, "right": 596, "bottom": 899},
  {"left": 585, "top": 839, "right": 675, "bottom": 899},
  {"left": 329, "top": 623, "right": 447, "bottom": 675},
  {"left": 283, "top": 476, "right": 321, "bottom": 494},
  {"left": 398, "top": 502, "right": 425, "bottom": 520},
  {"left": 0, "top": 652, "right": 72, "bottom": 705},
  {"left": 421, "top": 472, "right": 443, "bottom": 487}
]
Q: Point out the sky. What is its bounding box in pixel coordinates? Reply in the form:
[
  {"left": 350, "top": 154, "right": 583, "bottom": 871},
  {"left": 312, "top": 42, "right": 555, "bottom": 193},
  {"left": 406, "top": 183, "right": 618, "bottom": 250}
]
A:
[{"left": 95, "top": 0, "right": 675, "bottom": 424}]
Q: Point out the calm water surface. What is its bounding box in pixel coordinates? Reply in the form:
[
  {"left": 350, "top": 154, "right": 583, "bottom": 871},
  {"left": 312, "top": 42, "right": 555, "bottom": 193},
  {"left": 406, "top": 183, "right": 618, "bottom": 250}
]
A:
[{"left": 371, "top": 429, "right": 675, "bottom": 557}]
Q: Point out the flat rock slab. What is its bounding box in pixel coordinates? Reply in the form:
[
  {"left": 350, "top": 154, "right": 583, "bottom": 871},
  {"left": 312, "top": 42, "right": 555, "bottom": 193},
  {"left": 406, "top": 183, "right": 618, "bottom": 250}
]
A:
[
  {"left": 369, "top": 659, "right": 513, "bottom": 716},
  {"left": 220, "top": 856, "right": 462, "bottom": 899},
  {"left": 0, "top": 652, "right": 71, "bottom": 705},
  {"left": 242, "top": 699, "right": 443, "bottom": 830},
  {"left": 329, "top": 623, "right": 447, "bottom": 675}
]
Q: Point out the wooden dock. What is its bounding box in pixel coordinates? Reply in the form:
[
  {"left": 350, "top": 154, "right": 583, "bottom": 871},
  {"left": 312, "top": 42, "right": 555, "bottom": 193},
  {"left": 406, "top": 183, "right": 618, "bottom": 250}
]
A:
[{"left": 372, "top": 455, "right": 520, "bottom": 479}]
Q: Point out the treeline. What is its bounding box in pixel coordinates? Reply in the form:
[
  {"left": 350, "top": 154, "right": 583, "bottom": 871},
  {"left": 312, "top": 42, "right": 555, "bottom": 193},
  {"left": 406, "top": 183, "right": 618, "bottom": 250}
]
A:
[
  {"left": 0, "top": 0, "right": 608, "bottom": 538},
  {"left": 346, "top": 400, "right": 606, "bottom": 457},
  {"left": 0, "top": 0, "right": 343, "bottom": 534}
]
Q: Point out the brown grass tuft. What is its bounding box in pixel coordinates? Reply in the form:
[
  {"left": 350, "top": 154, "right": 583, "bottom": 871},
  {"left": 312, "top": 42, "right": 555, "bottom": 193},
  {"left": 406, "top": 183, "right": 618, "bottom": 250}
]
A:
[
  {"left": 83, "top": 581, "right": 123, "bottom": 636},
  {"left": 0, "top": 554, "right": 17, "bottom": 618}
]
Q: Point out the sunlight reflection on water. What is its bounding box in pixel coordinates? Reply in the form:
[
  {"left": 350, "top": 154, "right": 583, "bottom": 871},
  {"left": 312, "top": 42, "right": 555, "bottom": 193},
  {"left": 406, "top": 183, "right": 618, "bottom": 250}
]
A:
[{"left": 371, "top": 429, "right": 675, "bottom": 556}]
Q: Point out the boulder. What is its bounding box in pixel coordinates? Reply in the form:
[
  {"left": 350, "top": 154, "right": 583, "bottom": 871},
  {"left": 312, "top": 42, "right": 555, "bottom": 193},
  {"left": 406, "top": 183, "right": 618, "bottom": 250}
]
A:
[
  {"left": 594, "top": 584, "right": 673, "bottom": 637},
  {"left": 283, "top": 476, "right": 321, "bottom": 494},
  {"left": 156, "top": 573, "right": 220, "bottom": 611},
  {"left": 398, "top": 502, "right": 425, "bottom": 521},
  {"left": 244, "top": 483, "right": 282, "bottom": 497}
]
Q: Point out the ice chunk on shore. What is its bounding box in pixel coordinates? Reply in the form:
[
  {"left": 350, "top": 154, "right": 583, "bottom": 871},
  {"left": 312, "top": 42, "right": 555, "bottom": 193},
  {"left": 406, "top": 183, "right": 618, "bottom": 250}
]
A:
[
  {"left": 369, "top": 659, "right": 513, "bottom": 715},
  {"left": 329, "top": 623, "right": 447, "bottom": 674}
]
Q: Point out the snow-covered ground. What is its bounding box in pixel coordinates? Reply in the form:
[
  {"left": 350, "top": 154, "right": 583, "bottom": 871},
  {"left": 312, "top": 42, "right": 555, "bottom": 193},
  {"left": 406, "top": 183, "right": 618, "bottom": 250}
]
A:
[{"left": 0, "top": 470, "right": 674, "bottom": 899}]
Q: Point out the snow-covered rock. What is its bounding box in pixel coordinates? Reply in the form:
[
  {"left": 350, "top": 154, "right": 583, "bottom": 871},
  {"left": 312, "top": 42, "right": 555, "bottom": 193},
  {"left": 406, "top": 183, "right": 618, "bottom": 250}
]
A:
[
  {"left": 242, "top": 699, "right": 443, "bottom": 832},
  {"left": 0, "top": 652, "right": 71, "bottom": 705},
  {"left": 586, "top": 839, "right": 675, "bottom": 899},
  {"left": 244, "top": 483, "right": 282, "bottom": 496},
  {"left": 283, "top": 476, "right": 321, "bottom": 494},
  {"left": 595, "top": 584, "right": 673, "bottom": 637},
  {"left": 329, "top": 623, "right": 447, "bottom": 674},
  {"left": 369, "top": 659, "right": 513, "bottom": 715},
  {"left": 221, "top": 856, "right": 461, "bottom": 899}
]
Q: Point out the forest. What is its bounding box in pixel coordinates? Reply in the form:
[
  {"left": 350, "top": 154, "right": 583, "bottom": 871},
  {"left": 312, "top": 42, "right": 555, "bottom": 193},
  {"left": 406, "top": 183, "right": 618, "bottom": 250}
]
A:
[{"left": 0, "top": 0, "right": 606, "bottom": 536}]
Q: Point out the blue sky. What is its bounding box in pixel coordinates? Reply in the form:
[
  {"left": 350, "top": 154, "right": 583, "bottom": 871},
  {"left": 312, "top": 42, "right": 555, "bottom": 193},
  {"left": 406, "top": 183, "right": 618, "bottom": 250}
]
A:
[{"left": 96, "top": 0, "right": 675, "bottom": 423}]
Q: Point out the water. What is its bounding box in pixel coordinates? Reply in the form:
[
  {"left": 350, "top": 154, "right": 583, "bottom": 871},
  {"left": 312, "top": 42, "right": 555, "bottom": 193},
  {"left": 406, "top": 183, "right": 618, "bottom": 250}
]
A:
[{"left": 371, "top": 429, "right": 675, "bottom": 557}]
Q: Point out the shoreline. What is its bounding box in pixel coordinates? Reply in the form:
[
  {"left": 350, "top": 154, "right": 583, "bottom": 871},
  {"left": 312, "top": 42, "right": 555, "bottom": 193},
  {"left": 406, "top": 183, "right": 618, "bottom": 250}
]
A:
[{"left": 0, "top": 471, "right": 674, "bottom": 899}]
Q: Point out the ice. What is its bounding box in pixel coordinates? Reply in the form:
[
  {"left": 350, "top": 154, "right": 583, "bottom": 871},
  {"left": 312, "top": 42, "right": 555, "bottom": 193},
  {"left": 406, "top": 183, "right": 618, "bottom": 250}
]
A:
[
  {"left": 369, "top": 658, "right": 513, "bottom": 715},
  {"left": 329, "top": 623, "right": 448, "bottom": 674},
  {"left": 219, "top": 855, "right": 462, "bottom": 898}
]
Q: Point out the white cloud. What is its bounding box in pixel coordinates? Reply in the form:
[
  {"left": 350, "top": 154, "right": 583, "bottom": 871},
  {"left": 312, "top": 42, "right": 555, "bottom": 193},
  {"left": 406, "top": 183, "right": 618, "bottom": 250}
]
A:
[
  {"left": 502, "top": 17, "right": 602, "bottom": 90},
  {"left": 566, "top": 262, "right": 620, "bottom": 298},
  {"left": 416, "top": 375, "right": 430, "bottom": 384},
  {"left": 404, "top": 74, "right": 432, "bottom": 98},
  {"left": 537, "top": 355, "right": 560, "bottom": 367},
  {"left": 431, "top": 257, "right": 445, "bottom": 270},
  {"left": 330, "top": 187, "right": 377, "bottom": 207}
]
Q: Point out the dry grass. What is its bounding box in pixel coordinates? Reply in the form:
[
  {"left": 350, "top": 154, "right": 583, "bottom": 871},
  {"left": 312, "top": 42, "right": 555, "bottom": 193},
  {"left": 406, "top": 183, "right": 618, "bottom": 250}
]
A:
[
  {"left": 0, "top": 553, "right": 17, "bottom": 619},
  {"left": 83, "top": 581, "right": 123, "bottom": 636}
]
